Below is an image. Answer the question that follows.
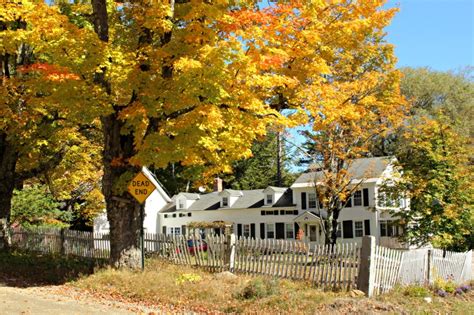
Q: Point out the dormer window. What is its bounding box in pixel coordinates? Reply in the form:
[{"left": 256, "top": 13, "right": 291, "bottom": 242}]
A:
[
  {"left": 266, "top": 194, "right": 273, "bottom": 205},
  {"left": 222, "top": 197, "right": 229, "bottom": 207},
  {"left": 177, "top": 199, "right": 186, "bottom": 210}
]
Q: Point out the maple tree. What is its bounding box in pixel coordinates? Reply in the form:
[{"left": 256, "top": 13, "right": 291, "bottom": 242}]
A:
[
  {"left": 0, "top": 1, "right": 103, "bottom": 247},
  {"left": 290, "top": 3, "right": 405, "bottom": 245}
]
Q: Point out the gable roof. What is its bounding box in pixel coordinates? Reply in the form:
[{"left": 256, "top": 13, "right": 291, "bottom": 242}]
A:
[
  {"left": 292, "top": 157, "right": 392, "bottom": 187},
  {"left": 160, "top": 188, "right": 295, "bottom": 213},
  {"left": 142, "top": 167, "right": 172, "bottom": 202}
]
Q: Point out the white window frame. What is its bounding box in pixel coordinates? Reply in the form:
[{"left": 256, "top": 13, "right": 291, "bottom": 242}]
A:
[
  {"left": 222, "top": 196, "right": 229, "bottom": 207},
  {"left": 170, "top": 227, "right": 181, "bottom": 236},
  {"left": 354, "top": 221, "right": 363, "bottom": 237},
  {"left": 308, "top": 193, "right": 317, "bottom": 209},
  {"left": 266, "top": 223, "right": 275, "bottom": 239},
  {"left": 177, "top": 198, "right": 186, "bottom": 210},
  {"left": 353, "top": 190, "right": 362, "bottom": 206},
  {"left": 243, "top": 224, "right": 251, "bottom": 238},
  {"left": 266, "top": 194, "right": 273, "bottom": 205},
  {"left": 285, "top": 223, "right": 294, "bottom": 239}
]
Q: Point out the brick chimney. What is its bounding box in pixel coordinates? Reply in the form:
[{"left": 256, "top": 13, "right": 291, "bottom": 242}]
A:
[{"left": 213, "top": 177, "right": 223, "bottom": 192}]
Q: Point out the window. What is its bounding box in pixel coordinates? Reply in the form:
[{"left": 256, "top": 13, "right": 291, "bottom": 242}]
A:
[
  {"left": 280, "top": 210, "right": 285, "bottom": 215},
  {"left": 266, "top": 194, "right": 273, "bottom": 204},
  {"left": 353, "top": 190, "right": 362, "bottom": 206},
  {"left": 261, "top": 210, "right": 280, "bottom": 216},
  {"left": 170, "top": 227, "right": 181, "bottom": 235},
  {"left": 336, "top": 222, "right": 342, "bottom": 238},
  {"left": 380, "top": 220, "right": 400, "bottom": 237},
  {"left": 285, "top": 223, "right": 294, "bottom": 239},
  {"left": 354, "top": 221, "right": 363, "bottom": 237},
  {"left": 187, "top": 213, "right": 192, "bottom": 217},
  {"left": 172, "top": 214, "right": 176, "bottom": 218},
  {"left": 243, "top": 224, "right": 250, "bottom": 238},
  {"left": 308, "top": 193, "right": 317, "bottom": 208},
  {"left": 222, "top": 197, "right": 229, "bottom": 207},
  {"left": 266, "top": 223, "right": 275, "bottom": 239},
  {"left": 164, "top": 214, "right": 168, "bottom": 218},
  {"left": 178, "top": 199, "right": 185, "bottom": 209},
  {"left": 179, "top": 213, "right": 185, "bottom": 217}
]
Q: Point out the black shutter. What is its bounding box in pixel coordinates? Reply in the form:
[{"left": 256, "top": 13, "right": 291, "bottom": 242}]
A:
[
  {"left": 346, "top": 197, "right": 352, "bottom": 208},
  {"left": 364, "top": 219, "right": 371, "bottom": 235},
  {"left": 276, "top": 223, "right": 285, "bottom": 239},
  {"left": 237, "top": 224, "right": 242, "bottom": 237},
  {"left": 260, "top": 223, "right": 265, "bottom": 239},
  {"left": 294, "top": 222, "right": 300, "bottom": 239},
  {"left": 342, "top": 220, "right": 354, "bottom": 239},
  {"left": 250, "top": 223, "right": 256, "bottom": 239},
  {"left": 181, "top": 225, "right": 186, "bottom": 236},
  {"left": 301, "top": 192, "right": 307, "bottom": 210},
  {"left": 162, "top": 226, "right": 167, "bottom": 234},
  {"left": 363, "top": 188, "right": 369, "bottom": 206}
]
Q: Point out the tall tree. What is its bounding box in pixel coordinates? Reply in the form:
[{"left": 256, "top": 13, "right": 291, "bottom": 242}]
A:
[
  {"left": 370, "top": 67, "right": 474, "bottom": 250},
  {"left": 0, "top": 1, "right": 101, "bottom": 247},
  {"left": 224, "top": 131, "right": 296, "bottom": 190}
]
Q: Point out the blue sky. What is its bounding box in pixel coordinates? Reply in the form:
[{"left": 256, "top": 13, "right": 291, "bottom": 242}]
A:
[{"left": 385, "top": 0, "right": 473, "bottom": 71}]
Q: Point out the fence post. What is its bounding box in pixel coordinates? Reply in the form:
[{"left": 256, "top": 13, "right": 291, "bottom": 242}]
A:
[
  {"left": 60, "top": 228, "right": 66, "bottom": 256},
  {"left": 358, "top": 235, "right": 376, "bottom": 297},
  {"left": 226, "top": 233, "right": 236, "bottom": 272},
  {"left": 426, "top": 249, "right": 432, "bottom": 285}
]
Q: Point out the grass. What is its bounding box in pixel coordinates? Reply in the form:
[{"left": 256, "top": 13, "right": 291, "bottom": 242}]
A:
[{"left": 0, "top": 250, "right": 472, "bottom": 313}]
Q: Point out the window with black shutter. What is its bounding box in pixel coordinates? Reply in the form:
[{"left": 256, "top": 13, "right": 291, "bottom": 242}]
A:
[
  {"left": 250, "top": 223, "right": 256, "bottom": 239},
  {"left": 237, "top": 224, "right": 242, "bottom": 237},
  {"left": 364, "top": 219, "right": 371, "bottom": 235},
  {"left": 301, "top": 192, "right": 307, "bottom": 210},
  {"left": 261, "top": 210, "right": 266, "bottom": 216},
  {"left": 363, "top": 188, "right": 369, "bottom": 206},
  {"left": 260, "top": 223, "right": 265, "bottom": 239},
  {"left": 181, "top": 225, "right": 186, "bottom": 236},
  {"left": 276, "top": 223, "right": 285, "bottom": 239},
  {"left": 162, "top": 226, "right": 167, "bottom": 234},
  {"left": 342, "top": 220, "right": 354, "bottom": 238}
]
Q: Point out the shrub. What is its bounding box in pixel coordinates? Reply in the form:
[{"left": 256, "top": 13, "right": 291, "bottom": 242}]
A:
[
  {"left": 433, "top": 278, "right": 457, "bottom": 293},
  {"left": 403, "top": 285, "right": 430, "bottom": 297},
  {"left": 238, "top": 277, "right": 279, "bottom": 300},
  {"left": 176, "top": 273, "right": 202, "bottom": 285}
]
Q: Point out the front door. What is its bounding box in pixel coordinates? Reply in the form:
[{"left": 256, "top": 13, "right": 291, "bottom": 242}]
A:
[{"left": 309, "top": 225, "right": 317, "bottom": 242}]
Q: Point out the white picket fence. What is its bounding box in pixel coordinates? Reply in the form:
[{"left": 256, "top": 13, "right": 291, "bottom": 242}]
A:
[
  {"left": 5, "top": 228, "right": 472, "bottom": 296},
  {"left": 372, "top": 245, "right": 473, "bottom": 295}
]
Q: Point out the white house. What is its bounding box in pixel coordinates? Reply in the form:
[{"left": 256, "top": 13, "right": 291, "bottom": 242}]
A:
[
  {"left": 157, "top": 157, "right": 409, "bottom": 248},
  {"left": 94, "top": 157, "right": 409, "bottom": 248}
]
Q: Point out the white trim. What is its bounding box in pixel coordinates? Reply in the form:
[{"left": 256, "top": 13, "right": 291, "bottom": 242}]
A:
[{"left": 142, "top": 167, "right": 172, "bottom": 202}]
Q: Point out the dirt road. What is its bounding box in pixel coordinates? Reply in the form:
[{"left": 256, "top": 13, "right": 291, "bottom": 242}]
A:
[{"left": 1, "top": 286, "right": 144, "bottom": 315}]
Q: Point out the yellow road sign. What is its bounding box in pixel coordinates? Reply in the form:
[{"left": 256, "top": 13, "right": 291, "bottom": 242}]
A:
[{"left": 128, "top": 171, "right": 156, "bottom": 204}]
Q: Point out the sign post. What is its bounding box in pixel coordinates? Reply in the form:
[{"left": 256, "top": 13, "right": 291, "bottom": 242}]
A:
[{"left": 128, "top": 171, "right": 156, "bottom": 271}]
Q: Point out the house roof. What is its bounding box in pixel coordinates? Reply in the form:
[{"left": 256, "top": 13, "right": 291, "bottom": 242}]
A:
[
  {"left": 177, "top": 192, "right": 200, "bottom": 200},
  {"left": 264, "top": 186, "right": 288, "bottom": 193},
  {"left": 292, "top": 157, "right": 392, "bottom": 187},
  {"left": 160, "top": 188, "right": 295, "bottom": 213}
]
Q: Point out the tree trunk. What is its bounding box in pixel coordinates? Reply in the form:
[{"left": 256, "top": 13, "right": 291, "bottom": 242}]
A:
[
  {"left": 91, "top": 0, "right": 144, "bottom": 268},
  {"left": 101, "top": 114, "right": 143, "bottom": 268},
  {"left": 0, "top": 133, "right": 18, "bottom": 249}
]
